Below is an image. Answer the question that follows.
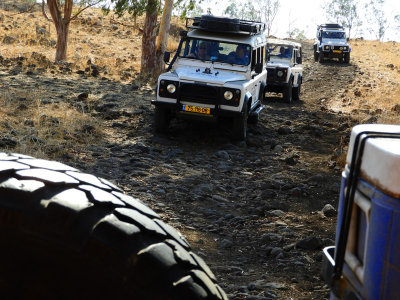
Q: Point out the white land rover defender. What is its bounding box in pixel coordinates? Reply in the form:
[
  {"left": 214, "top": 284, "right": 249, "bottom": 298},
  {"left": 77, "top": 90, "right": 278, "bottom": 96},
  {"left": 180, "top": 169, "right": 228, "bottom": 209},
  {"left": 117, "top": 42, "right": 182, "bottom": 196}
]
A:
[
  {"left": 151, "top": 15, "right": 268, "bottom": 140},
  {"left": 313, "top": 23, "right": 351, "bottom": 63},
  {"left": 266, "top": 39, "right": 303, "bottom": 103}
]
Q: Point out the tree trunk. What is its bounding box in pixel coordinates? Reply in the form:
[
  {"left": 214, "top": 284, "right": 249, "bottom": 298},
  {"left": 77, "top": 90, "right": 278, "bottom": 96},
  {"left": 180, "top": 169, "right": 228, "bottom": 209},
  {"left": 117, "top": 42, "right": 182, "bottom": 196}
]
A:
[
  {"left": 46, "top": 0, "right": 73, "bottom": 62},
  {"left": 155, "top": 0, "right": 174, "bottom": 75},
  {"left": 140, "top": 0, "right": 158, "bottom": 76},
  {"left": 55, "top": 20, "right": 69, "bottom": 62}
]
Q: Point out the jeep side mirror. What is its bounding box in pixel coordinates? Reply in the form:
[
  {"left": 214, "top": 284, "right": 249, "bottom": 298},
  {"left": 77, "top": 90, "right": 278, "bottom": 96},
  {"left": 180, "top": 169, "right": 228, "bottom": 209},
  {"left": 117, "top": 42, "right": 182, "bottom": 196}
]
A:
[
  {"left": 255, "top": 63, "right": 263, "bottom": 74},
  {"left": 163, "top": 51, "right": 171, "bottom": 63}
]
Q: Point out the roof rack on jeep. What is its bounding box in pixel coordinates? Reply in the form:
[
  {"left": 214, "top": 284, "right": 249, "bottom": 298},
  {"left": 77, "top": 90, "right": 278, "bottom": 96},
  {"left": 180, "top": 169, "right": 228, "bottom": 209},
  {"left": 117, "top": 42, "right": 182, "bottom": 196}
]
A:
[
  {"left": 318, "top": 23, "right": 344, "bottom": 30},
  {"left": 186, "top": 15, "right": 266, "bottom": 35}
]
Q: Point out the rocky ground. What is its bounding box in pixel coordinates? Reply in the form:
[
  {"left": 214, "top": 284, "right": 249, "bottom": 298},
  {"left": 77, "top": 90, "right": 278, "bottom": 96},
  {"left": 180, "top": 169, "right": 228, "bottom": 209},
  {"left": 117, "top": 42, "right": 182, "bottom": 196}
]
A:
[
  {"left": 0, "top": 39, "right": 362, "bottom": 299},
  {"left": 2, "top": 4, "right": 394, "bottom": 298}
]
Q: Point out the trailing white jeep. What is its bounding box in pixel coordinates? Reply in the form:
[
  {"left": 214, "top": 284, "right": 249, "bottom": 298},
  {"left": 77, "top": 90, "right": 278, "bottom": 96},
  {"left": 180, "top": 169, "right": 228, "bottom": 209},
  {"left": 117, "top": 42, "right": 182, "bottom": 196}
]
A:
[
  {"left": 313, "top": 23, "right": 351, "bottom": 63},
  {"left": 265, "top": 39, "right": 303, "bottom": 103},
  {"left": 151, "top": 15, "right": 268, "bottom": 140}
]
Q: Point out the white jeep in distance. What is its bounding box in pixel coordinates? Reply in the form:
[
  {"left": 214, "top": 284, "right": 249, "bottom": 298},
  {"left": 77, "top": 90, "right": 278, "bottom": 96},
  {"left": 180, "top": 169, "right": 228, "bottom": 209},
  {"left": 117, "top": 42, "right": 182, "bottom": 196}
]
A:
[
  {"left": 265, "top": 39, "right": 303, "bottom": 103},
  {"left": 313, "top": 23, "right": 351, "bottom": 63},
  {"left": 151, "top": 15, "right": 268, "bottom": 140}
]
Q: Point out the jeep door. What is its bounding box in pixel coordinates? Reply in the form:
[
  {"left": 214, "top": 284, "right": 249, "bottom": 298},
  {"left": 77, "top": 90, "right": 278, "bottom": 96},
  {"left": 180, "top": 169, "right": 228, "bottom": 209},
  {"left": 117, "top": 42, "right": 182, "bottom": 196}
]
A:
[
  {"left": 292, "top": 48, "right": 302, "bottom": 87},
  {"left": 249, "top": 46, "right": 267, "bottom": 107}
]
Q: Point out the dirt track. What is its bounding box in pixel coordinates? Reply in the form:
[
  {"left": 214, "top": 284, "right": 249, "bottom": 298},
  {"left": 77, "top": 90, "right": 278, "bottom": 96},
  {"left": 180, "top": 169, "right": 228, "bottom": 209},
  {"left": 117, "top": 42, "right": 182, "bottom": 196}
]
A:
[
  {"left": 78, "top": 40, "right": 359, "bottom": 299},
  {"left": 0, "top": 36, "right": 361, "bottom": 299}
]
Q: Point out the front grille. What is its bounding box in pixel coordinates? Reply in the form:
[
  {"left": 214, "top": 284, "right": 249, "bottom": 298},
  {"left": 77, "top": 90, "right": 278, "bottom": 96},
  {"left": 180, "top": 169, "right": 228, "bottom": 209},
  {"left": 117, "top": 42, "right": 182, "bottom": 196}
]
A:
[
  {"left": 267, "top": 67, "right": 286, "bottom": 82},
  {"left": 333, "top": 45, "right": 348, "bottom": 51},
  {"left": 180, "top": 83, "right": 218, "bottom": 105},
  {"left": 267, "top": 68, "right": 275, "bottom": 81}
]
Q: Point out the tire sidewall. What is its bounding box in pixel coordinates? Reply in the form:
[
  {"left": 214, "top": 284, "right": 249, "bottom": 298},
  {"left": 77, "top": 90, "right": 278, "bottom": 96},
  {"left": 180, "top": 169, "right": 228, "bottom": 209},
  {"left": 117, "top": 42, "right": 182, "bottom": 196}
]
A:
[
  {"left": 284, "top": 80, "right": 293, "bottom": 103},
  {"left": 293, "top": 83, "right": 301, "bottom": 101},
  {"left": 154, "top": 106, "right": 170, "bottom": 133}
]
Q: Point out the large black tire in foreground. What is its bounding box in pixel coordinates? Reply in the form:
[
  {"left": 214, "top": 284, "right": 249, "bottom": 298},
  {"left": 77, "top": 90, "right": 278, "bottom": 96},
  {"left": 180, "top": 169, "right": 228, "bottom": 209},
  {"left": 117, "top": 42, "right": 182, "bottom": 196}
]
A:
[{"left": 0, "top": 153, "right": 227, "bottom": 300}]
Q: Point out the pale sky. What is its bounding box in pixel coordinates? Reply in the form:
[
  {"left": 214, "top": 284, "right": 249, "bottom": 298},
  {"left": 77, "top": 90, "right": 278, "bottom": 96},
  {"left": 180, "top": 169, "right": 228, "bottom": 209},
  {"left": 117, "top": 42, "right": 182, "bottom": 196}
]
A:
[{"left": 206, "top": 0, "right": 400, "bottom": 41}]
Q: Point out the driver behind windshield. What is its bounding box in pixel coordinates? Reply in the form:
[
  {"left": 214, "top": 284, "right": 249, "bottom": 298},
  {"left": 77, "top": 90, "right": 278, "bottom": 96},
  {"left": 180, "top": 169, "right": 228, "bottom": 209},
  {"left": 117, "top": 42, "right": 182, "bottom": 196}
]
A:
[
  {"left": 188, "top": 41, "right": 210, "bottom": 60},
  {"left": 228, "top": 44, "right": 250, "bottom": 65}
]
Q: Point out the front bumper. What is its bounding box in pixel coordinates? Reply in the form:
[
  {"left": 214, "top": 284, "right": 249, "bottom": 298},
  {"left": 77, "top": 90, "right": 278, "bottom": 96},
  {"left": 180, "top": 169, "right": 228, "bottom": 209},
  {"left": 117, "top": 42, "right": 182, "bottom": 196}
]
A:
[
  {"left": 151, "top": 100, "right": 244, "bottom": 121},
  {"left": 322, "top": 50, "right": 350, "bottom": 58},
  {"left": 266, "top": 81, "right": 289, "bottom": 93}
]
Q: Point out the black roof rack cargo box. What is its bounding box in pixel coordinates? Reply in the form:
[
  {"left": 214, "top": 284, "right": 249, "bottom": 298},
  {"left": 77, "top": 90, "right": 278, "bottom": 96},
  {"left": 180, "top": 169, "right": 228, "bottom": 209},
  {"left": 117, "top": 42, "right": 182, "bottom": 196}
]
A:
[
  {"left": 186, "top": 15, "right": 265, "bottom": 35},
  {"left": 318, "top": 23, "right": 344, "bottom": 30}
]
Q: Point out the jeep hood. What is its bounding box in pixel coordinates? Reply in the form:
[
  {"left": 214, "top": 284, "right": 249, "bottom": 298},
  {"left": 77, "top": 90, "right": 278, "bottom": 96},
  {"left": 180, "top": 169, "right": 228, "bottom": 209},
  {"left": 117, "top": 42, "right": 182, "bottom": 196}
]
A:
[
  {"left": 322, "top": 38, "right": 348, "bottom": 45},
  {"left": 267, "top": 61, "right": 289, "bottom": 68},
  {"left": 174, "top": 66, "right": 246, "bottom": 84}
]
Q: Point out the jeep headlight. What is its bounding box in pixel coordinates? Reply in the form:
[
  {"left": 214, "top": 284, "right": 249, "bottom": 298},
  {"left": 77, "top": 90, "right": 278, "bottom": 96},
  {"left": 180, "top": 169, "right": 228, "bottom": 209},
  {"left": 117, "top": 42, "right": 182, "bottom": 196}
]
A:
[
  {"left": 277, "top": 70, "right": 284, "bottom": 77},
  {"left": 324, "top": 45, "right": 330, "bottom": 50},
  {"left": 340, "top": 46, "right": 344, "bottom": 50},
  {"left": 224, "top": 90, "right": 233, "bottom": 100},
  {"left": 158, "top": 80, "right": 179, "bottom": 99},
  {"left": 167, "top": 84, "right": 176, "bottom": 94}
]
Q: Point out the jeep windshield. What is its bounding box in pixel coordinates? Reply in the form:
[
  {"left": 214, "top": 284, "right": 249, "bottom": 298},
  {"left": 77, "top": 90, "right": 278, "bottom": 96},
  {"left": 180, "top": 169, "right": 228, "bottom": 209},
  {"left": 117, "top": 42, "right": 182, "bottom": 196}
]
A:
[
  {"left": 322, "top": 31, "right": 346, "bottom": 39},
  {"left": 267, "top": 44, "right": 293, "bottom": 60},
  {"left": 179, "top": 38, "right": 251, "bottom": 66}
]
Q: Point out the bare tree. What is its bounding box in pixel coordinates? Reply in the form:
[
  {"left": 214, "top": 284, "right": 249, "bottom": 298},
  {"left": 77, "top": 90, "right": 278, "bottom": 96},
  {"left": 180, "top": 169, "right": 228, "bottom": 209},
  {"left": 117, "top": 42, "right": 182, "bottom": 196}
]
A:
[
  {"left": 260, "top": 0, "right": 280, "bottom": 37},
  {"left": 155, "top": 0, "right": 173, "bottom": 75},
  {"left": 286, "top": 10, "right": 297, "bottom": 39},
  {"left": 42, "top": 0, "right": 103, "bottom": 62},
  {"left": 139, "top": 0, "right": 158, "bottom": 75},
  {"left": 224, "top": 0, "right": 260, "bottom": 20},
  {"left": 325, "top": 0, "right": 361, "bottom": 39},
  {"left": 110, "top": 0, "right": 199, "bottom": 76},
  {"left": 364, "top": 0, "right": 388, "bottom": 41}
]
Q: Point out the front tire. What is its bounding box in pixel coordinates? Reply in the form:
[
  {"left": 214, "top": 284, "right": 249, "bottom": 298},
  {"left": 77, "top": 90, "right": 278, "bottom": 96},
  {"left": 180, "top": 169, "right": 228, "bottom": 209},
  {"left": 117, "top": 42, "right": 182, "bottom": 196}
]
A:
[
  {"left": 0, "top": 153, "right": 227, "bottom": 300},
  {"left": 319, "top": 52, "right": 324, "bottom": 63},
  {"left": 292, "top": 83, "right": 301, "bottom": 101},
  {"left": 232, "top": 112, "right": 248, "bottom": 140},
  {"left": 344, "top": 53, "right": 350, "bottom": 63},
  {"left": 154, "top": 106, "right": 170, "bottom": 133},
  {"left": 314, "top": 50, "right": 318, "bottom": 61},
  {"left": 247, "top": 112, "right": 259, "bottom": 124},
  {"left": 283, "top": 80, "right": 293, "bottom": 103}
]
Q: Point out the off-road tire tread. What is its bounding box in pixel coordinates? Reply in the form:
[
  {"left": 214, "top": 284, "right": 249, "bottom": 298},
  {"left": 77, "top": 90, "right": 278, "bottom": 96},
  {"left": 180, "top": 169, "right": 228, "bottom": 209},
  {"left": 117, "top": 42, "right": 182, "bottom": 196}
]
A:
[
  {"left": 154, "top": 106, "right": 170, "bottom": 133},
  {"left": 0, "top": 153, "right": 227, "bottom": 300},
  {"left": 283, "top": 80, "right": 293, "bottom": 103},
  {"left": 292, "top": 83, "right": 301, "bottom": 101},
  {"left": 232, "top": 113, "right": 247, "bottom": 140}
]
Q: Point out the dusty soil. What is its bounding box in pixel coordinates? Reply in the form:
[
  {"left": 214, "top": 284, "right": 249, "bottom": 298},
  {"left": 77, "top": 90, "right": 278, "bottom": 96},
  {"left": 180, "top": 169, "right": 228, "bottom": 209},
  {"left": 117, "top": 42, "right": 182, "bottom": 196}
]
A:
[{"left": 1, "top": 4, "right": 400, "bottom": 299}]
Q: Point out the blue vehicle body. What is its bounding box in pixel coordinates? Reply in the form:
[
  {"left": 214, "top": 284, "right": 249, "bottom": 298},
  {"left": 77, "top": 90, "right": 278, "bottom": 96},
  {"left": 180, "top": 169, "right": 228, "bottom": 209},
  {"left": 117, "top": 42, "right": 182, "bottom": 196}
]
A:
[{"left": 321, "top": 124, "right": 400, "bottom": 299}]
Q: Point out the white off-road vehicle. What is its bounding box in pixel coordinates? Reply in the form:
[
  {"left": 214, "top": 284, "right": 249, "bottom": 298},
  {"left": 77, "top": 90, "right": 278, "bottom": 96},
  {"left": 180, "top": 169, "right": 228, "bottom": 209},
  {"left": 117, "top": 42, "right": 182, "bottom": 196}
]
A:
[
  {"left": 265, "top": 39, "right": 303, "bottom": 103},
  {"left": 152, "top": 15, "right": 268, "bottom": 140},
  {"left": 313, "top": 23, "right": 351, "bottom": 63}
]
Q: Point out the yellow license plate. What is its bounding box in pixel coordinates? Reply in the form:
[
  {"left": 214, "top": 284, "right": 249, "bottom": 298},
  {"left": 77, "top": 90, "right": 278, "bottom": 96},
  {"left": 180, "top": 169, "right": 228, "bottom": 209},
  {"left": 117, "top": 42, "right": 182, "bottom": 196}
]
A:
[
  {"left": 333, "top": 50, "right": 342, "bottom": 53},
  {"left": 182, "top": 105, "right": 210, "bottom": 114}
]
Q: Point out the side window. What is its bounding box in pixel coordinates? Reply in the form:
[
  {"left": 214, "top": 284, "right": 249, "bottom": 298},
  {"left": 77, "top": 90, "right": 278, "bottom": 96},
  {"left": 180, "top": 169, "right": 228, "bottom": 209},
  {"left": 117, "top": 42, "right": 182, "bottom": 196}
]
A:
[
  {"left": 252, "top": 46, "right": 264, "bottom": 69},
  {"left": 260, "top": 46, "right": 264, "bottom": 63},
  {"left": 251, "top": 49, "right": 256, "bottom": 68},
  {"left": 257, "top": 47, "right": 261, "bottom": 64}
]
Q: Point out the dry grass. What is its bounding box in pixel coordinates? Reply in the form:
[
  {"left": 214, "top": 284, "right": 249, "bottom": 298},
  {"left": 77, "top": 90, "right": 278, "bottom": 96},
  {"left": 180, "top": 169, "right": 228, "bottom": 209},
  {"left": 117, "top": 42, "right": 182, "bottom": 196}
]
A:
[
  {"left": 0, "top": 89, "right": 102, "bottom": 159},
  {"left": 328, "top": 40, "right": 400, "bottom": 124},
  {"left": 0, "top": 3, "right": 186, "bottom": 159},
  {"left": 1, "top": 7, "right": 143, "bottom": 79},
  {"left": 0, "top": 6, "right": 183, "bottom": 80}
]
